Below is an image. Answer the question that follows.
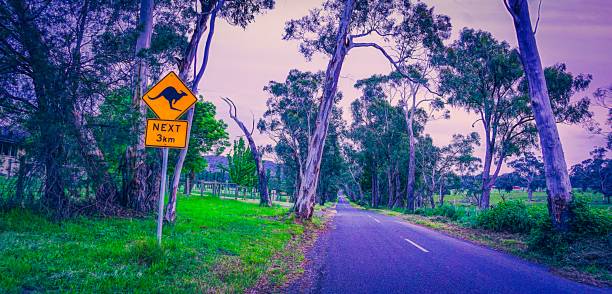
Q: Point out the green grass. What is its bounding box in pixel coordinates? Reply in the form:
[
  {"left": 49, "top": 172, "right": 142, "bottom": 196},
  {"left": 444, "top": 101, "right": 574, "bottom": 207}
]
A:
[
  {"left": 0, "top": 196, "right": 302, "bottom": 293},
  {"left": 444, "top": 190, "right": 610, "bottom": 210}
]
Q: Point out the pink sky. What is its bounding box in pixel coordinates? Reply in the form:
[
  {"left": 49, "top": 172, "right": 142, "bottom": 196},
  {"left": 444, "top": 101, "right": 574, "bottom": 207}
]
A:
[{"left": 196, "top": 0, "right": 612, "bottom": 169}]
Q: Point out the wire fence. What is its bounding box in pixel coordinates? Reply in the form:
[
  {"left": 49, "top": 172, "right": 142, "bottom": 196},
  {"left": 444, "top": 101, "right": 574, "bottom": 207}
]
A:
[{"left": 195, "top": 181, "right": 292, "bottom": 203}]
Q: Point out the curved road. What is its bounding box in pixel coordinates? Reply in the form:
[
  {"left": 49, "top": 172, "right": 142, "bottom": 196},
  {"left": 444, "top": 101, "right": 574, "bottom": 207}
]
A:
[{"left": 310, "top": 197, "right": 607, "bottom": 294}]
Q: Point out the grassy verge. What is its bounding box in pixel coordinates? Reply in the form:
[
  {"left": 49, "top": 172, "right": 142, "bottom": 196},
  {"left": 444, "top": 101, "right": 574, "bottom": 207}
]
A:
[
  {"left": 248, "top": 202, "right": 336, "bottom": 293},
  {"left": 0, "top": 196, "right": 304, "bottom": 292},
  {"left": 350, "top": 199, "right": 611, "bottom": 287}
]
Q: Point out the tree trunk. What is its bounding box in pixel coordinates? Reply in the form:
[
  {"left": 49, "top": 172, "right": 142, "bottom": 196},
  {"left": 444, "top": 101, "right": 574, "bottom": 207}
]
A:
[
  {"left": 10, "top": 0, "right": 71, "bottom": 218},
  {"left": 165, "top": 0, "right": 218, "bottom": 222},
  {"left": 479, "top": 135, "right": 494, "bottom": 209},
  {"left": 72, "top": 109, "right": 119, "bottom": 209},
  {"left": 405, "top": 89, "right": 417, "bottom": 211},
  {"left": 439, "top": 180, "right": 444, "bottom": 206},
  {"left": 371, "top": 171, "right": 379, "bottom": 208},
  {"left": 429, "top": 190, "right": 435, "bottom": 209},
  {"left": 387, "top": 168, "right": 394, "bottom": 208},
  {"left": 393, "top": 171, "right": 403, "bottom": 208},
  {"left": 188, "top": 170, "right": 196, "bottom": 195},
  {"left": 221, "top": 97, "right": 271, "bottom": 207},
  {"left": 123, "top": 0, "right": 154, "bottom": 211},
  {"left": 528, "top": 187, "right": 533, "bottom": 202},
  {"left": 293, "top": 0, "right": 356, "bottom": 219},
  {"left": 507, "top": 0, "right": 574, "bottom": 231}
]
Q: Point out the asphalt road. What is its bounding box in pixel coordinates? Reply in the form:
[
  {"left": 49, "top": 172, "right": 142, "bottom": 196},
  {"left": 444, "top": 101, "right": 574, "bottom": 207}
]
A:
[{"left": 312, "top": 197, "right": 608, "bottom": 294}]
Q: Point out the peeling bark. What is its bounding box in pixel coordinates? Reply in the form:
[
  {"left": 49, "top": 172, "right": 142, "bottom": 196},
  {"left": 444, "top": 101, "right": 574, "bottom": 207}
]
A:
[
  {"left": 506, "top": 0, "right": 573, "bottom": 231},
  {"left": 294, "top": 0, "right": 356, "bottom": 219},
  {"left": 123, "top": 0, "right": 154, "bottom": 211}
]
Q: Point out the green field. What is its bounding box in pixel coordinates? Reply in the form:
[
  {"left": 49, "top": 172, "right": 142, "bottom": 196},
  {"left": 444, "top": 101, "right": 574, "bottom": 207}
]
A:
[
  {"left": 443, "top": 190, "right": 610, "bottom": 210},
  {"left": 0, "top": 196, "right": 302, "bottom": 292}
]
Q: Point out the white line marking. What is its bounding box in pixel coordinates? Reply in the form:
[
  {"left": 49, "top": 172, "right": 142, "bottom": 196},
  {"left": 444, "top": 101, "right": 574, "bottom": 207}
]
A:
[
  {"left": 367, "top": 215, "right": 381, "bottom": 223},
  {"left": 404, "top": 238, "right": 429, "bottom": 253}
]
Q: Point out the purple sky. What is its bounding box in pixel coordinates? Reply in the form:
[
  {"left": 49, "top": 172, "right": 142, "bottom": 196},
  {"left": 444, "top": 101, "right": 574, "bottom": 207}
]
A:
[{"left": 196, "top": 0, "right": 612, "bottom": 169}]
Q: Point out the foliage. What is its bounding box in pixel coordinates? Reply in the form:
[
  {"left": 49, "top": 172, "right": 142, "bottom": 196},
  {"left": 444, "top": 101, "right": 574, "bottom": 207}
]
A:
[
  {"left": 570, "top": 147, "right": 611, "bottom": 202},
  {"left": 226, "top": 138, "right": 257, "bottom": 187},
  {"left": 528, "top": 197, "right": 612, "bottom": 255},
  {"left": 414, "top": 204, "right": 476, "bottom": 223},
  {"left": 259, "top": 69, "right": 347, "bottom": 200},
  {"left": 172, "top": 101, "right": 229, "bottom": 177},
  {"left": 0, "top": 196, "right": 299, "bottom": 292},
  {"left": 508, "top": 151, "right": 545, "bottom": 192},
  {"left": 475, "top": 201, "right": 535, "bottom": 233},
  {"left": 439, "top": 28, "right": 593, "bottom": 207}
]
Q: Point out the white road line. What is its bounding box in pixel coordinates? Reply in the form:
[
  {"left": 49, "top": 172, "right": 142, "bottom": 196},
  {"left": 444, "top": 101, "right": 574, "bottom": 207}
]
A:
[
  {"left": 404, "top": 238, "right": 429, "bottom": 253},
  {"left": 367, "top": 215, "right": 381, "bottom": 223}
]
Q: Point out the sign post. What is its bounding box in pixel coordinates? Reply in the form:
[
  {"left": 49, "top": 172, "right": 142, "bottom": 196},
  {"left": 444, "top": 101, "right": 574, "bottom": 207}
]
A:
[
  {"left": 157, "top": 148, "right": 168, "bottom": 245},
  {"left": 142, "top": 71, "right": 197, "bottom": 246}
]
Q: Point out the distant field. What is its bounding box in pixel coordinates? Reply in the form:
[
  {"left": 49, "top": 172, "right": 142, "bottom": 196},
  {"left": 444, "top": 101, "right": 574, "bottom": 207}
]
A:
[
  {"left": 443, "top": 190, "right": 610, "bottom": 210},
  {"left": 0, "top": 196, "right": 301, "bottom": 292}
]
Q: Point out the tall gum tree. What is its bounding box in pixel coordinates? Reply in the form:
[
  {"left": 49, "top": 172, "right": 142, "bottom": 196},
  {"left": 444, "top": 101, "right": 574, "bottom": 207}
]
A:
[
  {"left": 284, "top": 0, "right": 451, "bottom": 219},
  {"left": 439, "top": 28, "right": 592, "bottom": 210},
  {"left": 166, "top": 0, "right": 275, "bottom": 221},
  {"left": 123, "top": 0, "right": 154, "bottom": 212},
  {"left": 504, "top": 0, "right": 582, "bottom": 231}
]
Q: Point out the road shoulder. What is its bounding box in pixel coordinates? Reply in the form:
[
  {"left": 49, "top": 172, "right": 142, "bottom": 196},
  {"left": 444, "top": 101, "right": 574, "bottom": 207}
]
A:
[
  {"left": 248, "top": 204, "right": 337, "bottom": 293},
  {"left": 365, "top": 206, "right": 612, "bottom": 288}
]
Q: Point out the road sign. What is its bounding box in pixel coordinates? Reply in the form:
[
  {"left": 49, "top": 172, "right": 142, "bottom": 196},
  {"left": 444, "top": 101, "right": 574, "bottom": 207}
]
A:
[
  {"left": 142, "top": 71, "right": 197, "bottom": 120},
  {"left": 145, "top": 119, "right": 188, "bottom": 148}
]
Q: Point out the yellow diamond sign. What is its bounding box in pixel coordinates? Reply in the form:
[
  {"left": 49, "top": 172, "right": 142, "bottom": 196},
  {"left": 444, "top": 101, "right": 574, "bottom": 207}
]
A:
[{"left": 142, "top": 71, "right": 197, "bottom": 120}]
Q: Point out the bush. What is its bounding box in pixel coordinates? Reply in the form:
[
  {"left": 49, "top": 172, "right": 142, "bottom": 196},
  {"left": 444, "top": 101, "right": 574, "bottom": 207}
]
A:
[
  {"left": 476, "top": 200, "right": 534, "bottom": 233},
  {"left": 413, "top": 204, "right": 477, "bottom": 224},
  {"left": 528, "top": 197, "right": 612, "bottom": 255},
  {"left": 568, "top": 197, "right": 612, "bottom": 237}
]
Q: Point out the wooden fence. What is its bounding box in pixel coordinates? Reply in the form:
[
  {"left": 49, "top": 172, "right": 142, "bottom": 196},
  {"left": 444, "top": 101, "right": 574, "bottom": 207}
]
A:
[{"left": 195, "top": 181, "right": 291, "bottom": 203}]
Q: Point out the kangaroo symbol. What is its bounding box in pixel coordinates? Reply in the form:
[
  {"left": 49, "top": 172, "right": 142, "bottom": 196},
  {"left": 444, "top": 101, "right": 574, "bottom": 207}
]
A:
[{"left": 148, "top": 86, "right": 187, "bottom": 111}]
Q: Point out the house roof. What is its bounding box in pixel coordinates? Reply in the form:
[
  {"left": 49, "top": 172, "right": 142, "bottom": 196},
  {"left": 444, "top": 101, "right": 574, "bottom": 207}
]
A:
[{"left": 0, "top": 126, "right": 27, "bottom": 144}]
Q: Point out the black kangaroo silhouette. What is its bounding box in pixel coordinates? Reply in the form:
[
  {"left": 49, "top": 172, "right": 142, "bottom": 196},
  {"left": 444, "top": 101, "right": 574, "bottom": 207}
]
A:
[{"left": 148, "top": 86, "right": 188, "bottom": 111}]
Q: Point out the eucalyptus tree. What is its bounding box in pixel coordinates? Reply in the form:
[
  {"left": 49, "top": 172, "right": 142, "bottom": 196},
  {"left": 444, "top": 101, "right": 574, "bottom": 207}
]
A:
[
  {"left": 508, "top": 151, "right": 544, "bottom": 201},
  {"left": 0, "top": 0, "right": 149, "bottom": 216},
  {"left": 593, "top": 85, "right": 611, "bottom": 149},
  {"left": 259, "top": 70, "right": 324, "bottom": 199},
  {"left": 353, "top": 75, "right": 412, "bottom": 208},
  {"left": 258, "top": 69, "right": 344, "bottom": 202},
  {"left": 284, "top": 0, "right": 451, "bottom": 219},
  {"left": 124, "top": 0, "right": 154, "bottom": 212},
  {"left": 417, "top": 133, "right": 480, "bottom": 208},
  {"left": 349, "top": 77, "right": 409, "bottom": 208},
  {"left": 570, "top": 148, "right": 611, "bottom": 204},
  {"left": 504, "top": 0, "right": 586, "bottom": 231},
  {"left": 388, "top": 68, "right": 448, "bottom": 210},
  {"left": 166, "top": 0, "right": 276, "bottom": 219},
  {"left": 439, "top": 29, "right": 592, "bottom": 210}
]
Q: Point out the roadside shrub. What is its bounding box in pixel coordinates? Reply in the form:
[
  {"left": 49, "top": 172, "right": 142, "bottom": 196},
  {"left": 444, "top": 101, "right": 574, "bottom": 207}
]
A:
[
  {"left": 568, "top": 197, "right": 612, "bottom": 237},
  {"left": 528, "top": 197, "right": 612, "bottom": 256},
  {"left": 413, "top": 204, "right": 477, "bottom": 224},
  {"left": 476, "top": 200, "right": 534, "bottom": 233},
  {"left": 528, "top": 218, "right": 568, "bottom": 255}
]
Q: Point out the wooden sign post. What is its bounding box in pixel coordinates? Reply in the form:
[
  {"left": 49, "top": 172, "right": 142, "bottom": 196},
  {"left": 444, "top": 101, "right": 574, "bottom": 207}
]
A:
[{"left": 143, "top": 71, "right": 197, "bottom": 245}]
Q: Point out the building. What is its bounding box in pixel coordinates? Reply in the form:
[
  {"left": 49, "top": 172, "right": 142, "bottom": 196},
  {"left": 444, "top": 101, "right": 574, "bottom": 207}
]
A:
[{"left": 0, "top": 127, "right": 26, "bottom": 177}]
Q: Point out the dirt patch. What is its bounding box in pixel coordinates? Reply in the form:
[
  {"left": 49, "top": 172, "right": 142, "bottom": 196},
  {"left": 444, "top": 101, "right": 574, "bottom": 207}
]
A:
[{"left": 246, "top": 207, "right": 336, "bottom": 293}]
